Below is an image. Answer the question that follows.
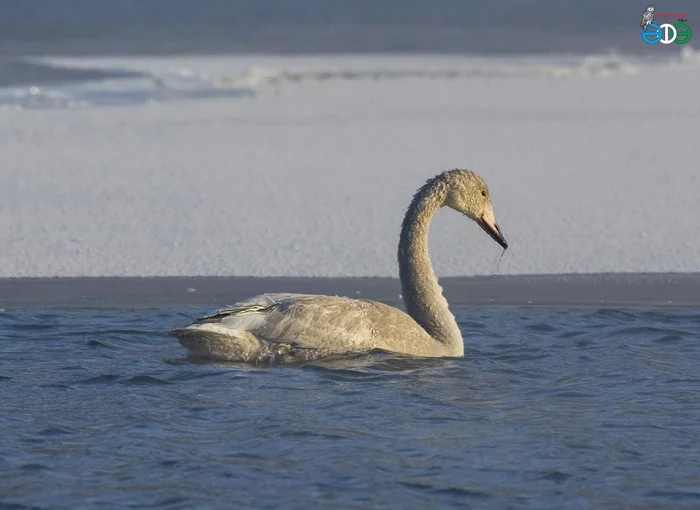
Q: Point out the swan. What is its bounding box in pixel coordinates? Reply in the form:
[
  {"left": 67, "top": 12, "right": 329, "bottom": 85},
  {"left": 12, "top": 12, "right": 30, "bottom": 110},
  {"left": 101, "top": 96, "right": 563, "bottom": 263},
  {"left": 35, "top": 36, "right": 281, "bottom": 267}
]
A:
[{"left": 172, "top": 169, "right": 507, "bottom": 362}]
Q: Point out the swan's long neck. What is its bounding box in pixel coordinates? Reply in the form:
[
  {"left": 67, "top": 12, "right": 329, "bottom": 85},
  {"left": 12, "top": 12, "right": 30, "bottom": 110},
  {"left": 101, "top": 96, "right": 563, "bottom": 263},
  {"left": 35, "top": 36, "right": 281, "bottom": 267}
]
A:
[{"left": 398, "top": 176, "right": 463, "bottom": 356}]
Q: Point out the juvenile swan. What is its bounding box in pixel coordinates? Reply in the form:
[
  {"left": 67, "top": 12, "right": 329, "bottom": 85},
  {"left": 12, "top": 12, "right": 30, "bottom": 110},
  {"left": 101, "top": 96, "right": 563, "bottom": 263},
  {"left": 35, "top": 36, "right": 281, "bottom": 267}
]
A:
[{"left": 172, "top": 169, "right": 507, "bottom": 362}]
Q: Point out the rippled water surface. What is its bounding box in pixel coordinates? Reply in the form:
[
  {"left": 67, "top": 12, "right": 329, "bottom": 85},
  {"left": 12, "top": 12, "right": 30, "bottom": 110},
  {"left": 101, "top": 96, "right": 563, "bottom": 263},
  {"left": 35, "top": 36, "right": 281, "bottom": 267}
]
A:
[{"left": 1, "top": 305, "right": 700, "bottom": 509}]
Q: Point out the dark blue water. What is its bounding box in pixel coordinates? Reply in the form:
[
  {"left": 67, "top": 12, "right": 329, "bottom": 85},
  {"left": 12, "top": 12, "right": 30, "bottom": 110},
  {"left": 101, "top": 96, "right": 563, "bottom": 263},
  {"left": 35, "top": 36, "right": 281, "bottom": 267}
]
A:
[
  {"left": 2, "top": 0, "right": 697, "bottom": 56},
  {"left": 2, "top": 305, "right": 699, "bottom": 508}
]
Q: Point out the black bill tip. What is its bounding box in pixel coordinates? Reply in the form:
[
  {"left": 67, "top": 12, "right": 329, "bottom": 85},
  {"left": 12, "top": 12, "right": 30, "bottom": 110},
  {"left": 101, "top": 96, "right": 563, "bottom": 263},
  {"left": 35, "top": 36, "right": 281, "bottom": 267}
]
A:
[{"left": 477, "top": 218, "right": 508, "bottom": 250}]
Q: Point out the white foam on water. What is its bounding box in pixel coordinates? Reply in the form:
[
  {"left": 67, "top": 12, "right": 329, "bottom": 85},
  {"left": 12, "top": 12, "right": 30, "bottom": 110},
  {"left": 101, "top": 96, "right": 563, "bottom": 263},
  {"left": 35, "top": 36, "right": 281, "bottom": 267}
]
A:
[{"left": 1, "top": 52, "right": 699, "bottom": 277}]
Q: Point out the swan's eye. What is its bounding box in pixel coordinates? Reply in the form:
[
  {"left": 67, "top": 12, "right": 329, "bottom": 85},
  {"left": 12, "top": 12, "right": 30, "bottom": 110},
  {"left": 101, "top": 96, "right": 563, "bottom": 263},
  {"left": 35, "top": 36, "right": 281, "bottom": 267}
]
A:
[{"left": 481, "top": 190, "right": 487, "bottom": 197}]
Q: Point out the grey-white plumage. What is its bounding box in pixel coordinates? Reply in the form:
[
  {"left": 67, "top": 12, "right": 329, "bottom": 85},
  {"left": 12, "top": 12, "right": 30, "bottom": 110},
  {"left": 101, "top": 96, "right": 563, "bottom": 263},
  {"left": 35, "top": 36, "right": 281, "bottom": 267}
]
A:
[
  {"left": 172, "top": 169, "right": 508, "bottom": 363},
  {"left": 175, "top": 293, "right": 446, "bottom": 362},
  {"left": 641, "top": 5, "right": 655, "bottom": 28}
]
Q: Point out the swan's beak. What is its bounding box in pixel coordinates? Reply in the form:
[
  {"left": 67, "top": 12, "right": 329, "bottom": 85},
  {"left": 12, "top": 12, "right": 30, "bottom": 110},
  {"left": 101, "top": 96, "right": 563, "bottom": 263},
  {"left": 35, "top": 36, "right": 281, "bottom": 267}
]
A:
[{"left": 477, "top": 204, "right": 508, "bottom": 250}]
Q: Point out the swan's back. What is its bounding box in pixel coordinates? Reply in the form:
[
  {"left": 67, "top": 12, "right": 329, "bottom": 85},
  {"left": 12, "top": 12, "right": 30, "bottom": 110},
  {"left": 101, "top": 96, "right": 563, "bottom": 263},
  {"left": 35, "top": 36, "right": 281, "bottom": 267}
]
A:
[{"left": 172, "top": 293, "right": 446, "bottom": 362}]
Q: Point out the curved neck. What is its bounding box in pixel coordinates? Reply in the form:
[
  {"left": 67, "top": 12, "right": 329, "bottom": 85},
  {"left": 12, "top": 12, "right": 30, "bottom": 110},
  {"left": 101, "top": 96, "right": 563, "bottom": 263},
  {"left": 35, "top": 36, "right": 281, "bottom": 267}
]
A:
[{"left": 398, "top": 176, "right": 463, "bottom": 356}]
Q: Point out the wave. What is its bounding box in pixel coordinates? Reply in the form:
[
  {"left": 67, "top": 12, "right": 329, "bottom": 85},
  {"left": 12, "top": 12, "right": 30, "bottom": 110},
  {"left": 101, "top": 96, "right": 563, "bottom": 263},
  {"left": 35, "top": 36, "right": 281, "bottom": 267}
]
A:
[{"left": 1, "top": 48, "right": 698, "bottom": 110}]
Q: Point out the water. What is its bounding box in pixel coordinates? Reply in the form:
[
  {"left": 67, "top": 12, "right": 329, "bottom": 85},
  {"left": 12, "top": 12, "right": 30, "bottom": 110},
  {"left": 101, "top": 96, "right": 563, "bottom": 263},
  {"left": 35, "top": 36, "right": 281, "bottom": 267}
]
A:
[
  {"left": 3, "top": 0, "right": 696, "bottom": 56},
  {"left": 489, "top": 250, "right": 506, "bottom": 303},
  {"left": 2, "top": 282, "right": 700, "bottom": 508}
]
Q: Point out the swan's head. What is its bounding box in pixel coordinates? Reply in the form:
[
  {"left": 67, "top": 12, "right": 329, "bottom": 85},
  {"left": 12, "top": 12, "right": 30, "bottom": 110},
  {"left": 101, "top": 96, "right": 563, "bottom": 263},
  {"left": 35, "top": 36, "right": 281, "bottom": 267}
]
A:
[{"left": 444, "top": 169, "right": 508, "bottom": 250}]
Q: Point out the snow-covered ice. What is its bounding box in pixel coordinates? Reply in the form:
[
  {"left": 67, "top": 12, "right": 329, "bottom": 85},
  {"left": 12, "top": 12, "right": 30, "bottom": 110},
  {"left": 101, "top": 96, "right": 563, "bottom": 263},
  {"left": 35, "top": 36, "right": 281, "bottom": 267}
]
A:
[{"left": 1, "top": 53, "right": 699, "bottom": 277}]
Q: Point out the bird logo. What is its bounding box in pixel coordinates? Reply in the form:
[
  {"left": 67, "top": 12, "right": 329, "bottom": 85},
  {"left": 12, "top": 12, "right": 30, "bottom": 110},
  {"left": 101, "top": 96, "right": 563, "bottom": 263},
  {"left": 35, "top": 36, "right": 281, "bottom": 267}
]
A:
[{"left": 640, "top": 5, "right": 656, "bottom": 28}]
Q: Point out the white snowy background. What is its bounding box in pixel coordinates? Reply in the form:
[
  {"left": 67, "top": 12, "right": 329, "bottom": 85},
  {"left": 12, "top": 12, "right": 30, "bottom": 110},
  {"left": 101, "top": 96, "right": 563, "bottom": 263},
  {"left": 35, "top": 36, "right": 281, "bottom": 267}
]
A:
[{"left": 1, "top": 52, "right": 699, "bottom": 276}]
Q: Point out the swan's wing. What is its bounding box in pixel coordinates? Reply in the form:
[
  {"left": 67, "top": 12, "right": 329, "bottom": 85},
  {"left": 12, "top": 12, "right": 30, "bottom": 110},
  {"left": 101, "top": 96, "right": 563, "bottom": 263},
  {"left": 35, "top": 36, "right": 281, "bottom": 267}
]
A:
[
  {"left": 194, "top": 293, "right": 314, "bottom": 324},
  {"left": 185, "top": 293, "right": 425, "bottom": 353}
]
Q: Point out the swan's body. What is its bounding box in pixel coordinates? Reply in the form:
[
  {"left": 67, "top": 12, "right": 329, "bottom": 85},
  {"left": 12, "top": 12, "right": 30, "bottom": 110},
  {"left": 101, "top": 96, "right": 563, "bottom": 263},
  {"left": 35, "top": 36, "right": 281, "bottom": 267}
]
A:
[
  {"left": 175, "top": 292, "right": 454, "bottom": 362},
  {"left": 172, "top": 169, "right": 507, "bottom": 363}
]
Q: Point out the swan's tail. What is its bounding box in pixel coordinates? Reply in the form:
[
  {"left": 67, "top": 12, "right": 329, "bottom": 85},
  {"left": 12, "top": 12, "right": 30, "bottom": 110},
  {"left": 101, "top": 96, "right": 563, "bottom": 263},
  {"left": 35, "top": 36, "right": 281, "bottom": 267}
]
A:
[
  {"left": 171, "top": 293, "right": 315, "bottom": 362},
  {"left": 171, "top": 324, "right": 277, "bottom": 362}
]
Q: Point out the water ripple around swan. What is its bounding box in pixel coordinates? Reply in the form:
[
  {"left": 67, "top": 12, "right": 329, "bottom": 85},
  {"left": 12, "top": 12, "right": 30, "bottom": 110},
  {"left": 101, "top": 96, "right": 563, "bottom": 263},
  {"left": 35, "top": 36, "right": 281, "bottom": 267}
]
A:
[{"left": 1, "top": 306, "right": 699, "bottom": 508}]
